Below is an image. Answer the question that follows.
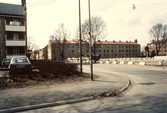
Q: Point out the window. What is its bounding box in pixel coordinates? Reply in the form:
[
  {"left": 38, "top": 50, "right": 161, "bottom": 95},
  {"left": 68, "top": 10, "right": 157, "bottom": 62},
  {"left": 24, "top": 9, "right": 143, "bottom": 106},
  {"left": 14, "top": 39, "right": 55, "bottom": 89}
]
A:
[
  {"left": 95, "top": 45, "right": 98, "bottom": 48},
  {"left": 12, "top": 19, "right": 20, "bottom": 26},
  {"left": 13, "top": 34, "right": 19, "bottom": 40},
  {"left": 13, "top": 19, "right": 19, "bottom": 22},
  {"left": 0, "top": 48, "right": 2, "bottom": 56},
  {"left": 72, "top": 50, "right": 74, "bottom": 53},
  {"left": 13, "top": 48, "right": 19, "bottom": 55}
]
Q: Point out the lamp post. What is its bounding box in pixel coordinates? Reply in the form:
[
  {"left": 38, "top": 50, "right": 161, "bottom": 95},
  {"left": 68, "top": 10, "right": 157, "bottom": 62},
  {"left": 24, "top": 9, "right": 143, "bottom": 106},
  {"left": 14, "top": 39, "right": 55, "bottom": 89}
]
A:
[
  {"left": 88, "top": 0, "right": 93, "bottom": 81},
  {"left": 78, "top": 0, "right": 82, "bottom": 73}
]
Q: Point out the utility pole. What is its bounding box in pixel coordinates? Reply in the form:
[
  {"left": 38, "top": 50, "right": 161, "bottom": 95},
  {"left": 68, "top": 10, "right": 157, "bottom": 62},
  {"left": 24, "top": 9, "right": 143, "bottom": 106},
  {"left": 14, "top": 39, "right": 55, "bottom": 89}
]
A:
[
  {"left": 24, "top": 1, "right": 27, "bottom": 57},
  {"left": 88, "top": 0, "right": 93, "bottom": 81},
  {"left": 79, "top": 0, "right": 82, "bottom": 73}
]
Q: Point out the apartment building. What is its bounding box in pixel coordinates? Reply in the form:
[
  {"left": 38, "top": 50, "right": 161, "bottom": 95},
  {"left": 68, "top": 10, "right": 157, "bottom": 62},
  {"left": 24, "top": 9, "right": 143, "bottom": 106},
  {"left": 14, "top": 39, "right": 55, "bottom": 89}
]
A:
[
  {"left": 146, "top": 41, "right": 167, "bottom": 56},
  {"left": 0, "top": 0, "right": 27, "bottom": 62},
  {"left": 44, "top": 39, "right": 140, "bottom": 60}
]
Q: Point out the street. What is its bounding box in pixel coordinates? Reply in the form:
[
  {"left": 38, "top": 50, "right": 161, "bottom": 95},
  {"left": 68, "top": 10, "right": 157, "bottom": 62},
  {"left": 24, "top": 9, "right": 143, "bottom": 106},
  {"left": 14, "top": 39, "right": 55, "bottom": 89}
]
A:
[{"left": 18, "top": 64, "right": 167, "bottom": 113}]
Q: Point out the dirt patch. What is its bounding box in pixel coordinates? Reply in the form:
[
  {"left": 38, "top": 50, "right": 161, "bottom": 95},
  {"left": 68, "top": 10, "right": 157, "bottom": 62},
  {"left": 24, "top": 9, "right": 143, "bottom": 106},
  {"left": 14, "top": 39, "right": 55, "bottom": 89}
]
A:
[{"left": 0, "top": 73, "right": 98, "bottom": 90}]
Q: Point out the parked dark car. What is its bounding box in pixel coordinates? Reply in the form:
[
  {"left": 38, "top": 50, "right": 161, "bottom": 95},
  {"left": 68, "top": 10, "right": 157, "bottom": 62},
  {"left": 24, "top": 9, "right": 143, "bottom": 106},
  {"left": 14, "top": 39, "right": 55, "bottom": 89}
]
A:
[
  {"left": 1, "top": 58, "right": 11, "bottom": 68},
  {"left": 91, "top": 55, "right": 101, "bottom": 61},
  {"left": 8, "top": 56, "right": 32, "bottom": 75}
]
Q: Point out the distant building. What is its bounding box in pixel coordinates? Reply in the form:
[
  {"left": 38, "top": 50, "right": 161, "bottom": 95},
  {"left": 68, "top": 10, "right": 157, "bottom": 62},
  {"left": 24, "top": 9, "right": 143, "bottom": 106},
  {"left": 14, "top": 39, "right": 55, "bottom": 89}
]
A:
[
  {"left": 39, "top": 39, "right": 140, "bottom": 60},
  {"left": 0, "top": 0, "right": 27, "bottom": 62},
  {"left": 146, "top": 41, "right": 167, "bottom": 56},
  {"left": 31, "top": 45, "right": 48, "bottom": 60}
]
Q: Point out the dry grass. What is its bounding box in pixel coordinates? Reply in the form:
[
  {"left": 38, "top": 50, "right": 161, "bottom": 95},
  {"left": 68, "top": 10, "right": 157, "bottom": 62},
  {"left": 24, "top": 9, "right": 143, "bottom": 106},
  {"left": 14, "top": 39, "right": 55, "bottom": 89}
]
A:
[{"left": 0, "top": 73, "right": 98, "bottom": 90}]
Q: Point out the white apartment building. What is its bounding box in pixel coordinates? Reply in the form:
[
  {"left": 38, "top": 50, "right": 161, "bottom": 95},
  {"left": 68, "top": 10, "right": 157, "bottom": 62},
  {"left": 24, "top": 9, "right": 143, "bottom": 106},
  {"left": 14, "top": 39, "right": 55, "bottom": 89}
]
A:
[{"left": 0, "top": 0, "right": 27, "bottom": 62}]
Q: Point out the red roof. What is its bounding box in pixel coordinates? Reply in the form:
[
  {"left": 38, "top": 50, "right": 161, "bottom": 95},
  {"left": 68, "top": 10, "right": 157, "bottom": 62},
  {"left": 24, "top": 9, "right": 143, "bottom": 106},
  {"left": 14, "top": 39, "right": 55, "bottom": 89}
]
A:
[{"left": 49, "top": 40, "right": 140, "bottom": 45}]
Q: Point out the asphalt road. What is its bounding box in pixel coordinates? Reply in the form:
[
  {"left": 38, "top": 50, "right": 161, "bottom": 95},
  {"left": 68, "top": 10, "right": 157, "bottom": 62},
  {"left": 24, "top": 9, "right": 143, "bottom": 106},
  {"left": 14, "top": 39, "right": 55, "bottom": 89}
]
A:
[{"left": 18, "top": 64, "right": 167, "bottom": 113}]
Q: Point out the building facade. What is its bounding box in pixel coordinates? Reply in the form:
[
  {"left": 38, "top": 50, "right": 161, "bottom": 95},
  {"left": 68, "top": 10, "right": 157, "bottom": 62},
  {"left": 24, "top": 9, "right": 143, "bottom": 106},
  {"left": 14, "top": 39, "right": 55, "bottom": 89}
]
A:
[
  {"left": 0, "top": 0, "right": 27, "bottom": 62},
  {"left": 146, "top": 42, "right": 167, "bottom": 56},
  {"left": 44, "top": 39, "right": 140, "bottom": 60}
]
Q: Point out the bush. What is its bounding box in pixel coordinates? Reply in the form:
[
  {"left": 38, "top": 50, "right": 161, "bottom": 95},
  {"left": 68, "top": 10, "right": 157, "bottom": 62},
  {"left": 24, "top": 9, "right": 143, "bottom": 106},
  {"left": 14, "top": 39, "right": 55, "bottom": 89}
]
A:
[{"left": 31, "top": 60, "right": 79, "bottom": 78}]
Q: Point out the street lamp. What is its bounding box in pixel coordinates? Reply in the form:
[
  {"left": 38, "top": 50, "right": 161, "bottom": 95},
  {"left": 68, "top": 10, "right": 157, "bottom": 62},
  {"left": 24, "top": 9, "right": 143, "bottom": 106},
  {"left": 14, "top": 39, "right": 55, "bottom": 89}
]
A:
[
  {"left": 88, "top": 0, "right": 93, "bottom": 81},
  {"left": 78, "top": 0, "right": 82, "bottom": 73}
]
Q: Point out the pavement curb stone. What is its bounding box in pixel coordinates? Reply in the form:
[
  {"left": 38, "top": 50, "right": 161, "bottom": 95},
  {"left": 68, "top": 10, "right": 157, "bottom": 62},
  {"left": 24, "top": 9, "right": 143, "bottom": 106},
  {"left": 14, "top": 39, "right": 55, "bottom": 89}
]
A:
[{"left": 0, "top": 97, "right": 94, "bottom": 113}]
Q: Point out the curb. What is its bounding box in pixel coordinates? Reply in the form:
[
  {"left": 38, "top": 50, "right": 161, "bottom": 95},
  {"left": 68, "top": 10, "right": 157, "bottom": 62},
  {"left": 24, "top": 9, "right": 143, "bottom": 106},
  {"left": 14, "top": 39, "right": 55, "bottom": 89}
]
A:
[
  {"left": 0, "top": 76, "right": 131, "bottom": 113},
  {"left": 119, "top": 76, "right": 131, "bottom": 92},
  {"left": 0, "top": 97, "right": 94, "bottom": 113},
  {"left": 93, "top": 75, "right": 131, "bottom": 98}
]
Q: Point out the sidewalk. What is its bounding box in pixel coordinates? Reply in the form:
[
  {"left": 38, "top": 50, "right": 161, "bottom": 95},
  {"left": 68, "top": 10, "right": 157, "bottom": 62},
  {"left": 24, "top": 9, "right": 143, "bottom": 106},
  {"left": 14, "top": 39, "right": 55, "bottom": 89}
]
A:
[{"left": 0, "top": 69, "right": 130, "bottom": 113}]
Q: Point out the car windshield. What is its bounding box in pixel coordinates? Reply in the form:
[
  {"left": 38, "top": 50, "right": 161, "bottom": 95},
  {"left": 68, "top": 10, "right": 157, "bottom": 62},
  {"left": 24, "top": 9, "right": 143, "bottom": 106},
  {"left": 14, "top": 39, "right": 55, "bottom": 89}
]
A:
[{"left": 12, "top": 57, "right": 28, "bottom": 63}]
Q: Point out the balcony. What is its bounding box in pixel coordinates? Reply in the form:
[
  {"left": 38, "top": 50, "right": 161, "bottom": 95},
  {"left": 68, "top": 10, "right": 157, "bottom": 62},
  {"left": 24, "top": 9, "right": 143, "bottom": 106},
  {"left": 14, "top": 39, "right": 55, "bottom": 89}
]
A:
[
  {"left": 5, "top": 22, "right": 25, "bottom": 32},
  {"left": 6, "top": 40, "right": 26, "bottom": 46},
  {"left": 6, "top": 54, "right": 26, "bottom": 59}
]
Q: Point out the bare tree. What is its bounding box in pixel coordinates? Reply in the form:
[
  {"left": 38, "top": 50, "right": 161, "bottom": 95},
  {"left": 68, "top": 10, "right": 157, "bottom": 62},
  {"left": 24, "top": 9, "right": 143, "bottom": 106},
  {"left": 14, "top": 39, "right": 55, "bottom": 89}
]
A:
[
  {"left": 75, "top": 16, "right": 107, "bottom": 41},
  {"left": 50, "top": 23, "right": 70, "bottom": 60},
  {"left": 27, "top": 36, "right": 39, "bottom": 59},
  {"left": 75, "top": 16, "right": 107, "bottom": 62},
  {"left": 148, "top": 23, "right": 167, "bottom": 55}
]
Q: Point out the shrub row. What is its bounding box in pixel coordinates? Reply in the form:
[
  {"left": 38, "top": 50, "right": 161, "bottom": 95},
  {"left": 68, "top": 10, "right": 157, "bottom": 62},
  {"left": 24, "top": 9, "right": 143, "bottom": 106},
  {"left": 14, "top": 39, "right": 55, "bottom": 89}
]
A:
[{"left": 31, "top": 60, "right": 79, "bottom": 78}]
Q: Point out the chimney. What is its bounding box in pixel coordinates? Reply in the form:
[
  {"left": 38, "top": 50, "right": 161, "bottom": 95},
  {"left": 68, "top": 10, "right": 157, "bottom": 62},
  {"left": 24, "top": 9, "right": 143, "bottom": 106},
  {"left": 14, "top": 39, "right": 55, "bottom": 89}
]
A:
[
  {"left": 134, "top": 39, "right": 137, "bottom": 43},
  {"left": 21, "top": 0, "right": 26, "bottom": 6}
]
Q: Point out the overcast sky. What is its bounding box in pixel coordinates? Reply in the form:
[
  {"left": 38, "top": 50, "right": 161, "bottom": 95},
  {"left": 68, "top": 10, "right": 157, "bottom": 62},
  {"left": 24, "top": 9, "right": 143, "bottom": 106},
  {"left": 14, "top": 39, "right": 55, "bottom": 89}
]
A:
[{"left": 1, "top": 0, "right": 167, "bottom": 49}]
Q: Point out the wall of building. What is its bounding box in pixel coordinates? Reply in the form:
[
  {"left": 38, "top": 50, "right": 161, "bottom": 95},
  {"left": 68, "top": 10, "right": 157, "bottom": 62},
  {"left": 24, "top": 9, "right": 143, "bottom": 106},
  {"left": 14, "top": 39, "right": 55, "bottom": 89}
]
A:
[
  {"left": 0, "top": 17, "right": 6, "bottom": 61},
  {"left": 40, "top": 40, "right": 141, "bottom": 61},
  {"left": 148, "top": 42, "right": 167, "bottom": 56},
  {"left": 47, "top": 42, "right": 52, "bottom": 60}
]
